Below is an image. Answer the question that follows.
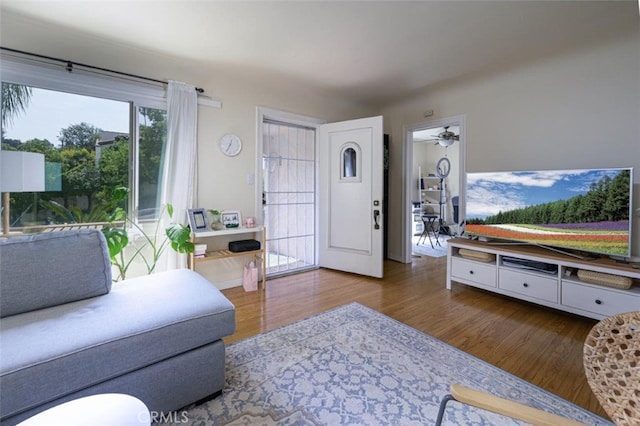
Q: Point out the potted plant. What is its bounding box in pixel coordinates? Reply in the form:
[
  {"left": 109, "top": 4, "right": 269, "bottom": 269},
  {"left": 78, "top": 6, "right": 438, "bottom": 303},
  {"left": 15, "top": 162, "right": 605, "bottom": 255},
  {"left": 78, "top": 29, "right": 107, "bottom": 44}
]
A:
[
  {"left": 208, "top": 209, "right": 224, "bottom": 230},
  {"left": 42, "top": 186, "right": 193, "bottom": 281},
  {"left": 102, "top": 189, "right": 194, "bottom": 281}
]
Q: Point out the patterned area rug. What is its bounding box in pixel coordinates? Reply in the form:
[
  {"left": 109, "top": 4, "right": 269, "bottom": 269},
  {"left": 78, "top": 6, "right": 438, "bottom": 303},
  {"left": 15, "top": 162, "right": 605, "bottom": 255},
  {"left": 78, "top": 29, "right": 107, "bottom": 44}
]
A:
[{"left": 185, "top": 303, "right": 609, "bottom": 425}]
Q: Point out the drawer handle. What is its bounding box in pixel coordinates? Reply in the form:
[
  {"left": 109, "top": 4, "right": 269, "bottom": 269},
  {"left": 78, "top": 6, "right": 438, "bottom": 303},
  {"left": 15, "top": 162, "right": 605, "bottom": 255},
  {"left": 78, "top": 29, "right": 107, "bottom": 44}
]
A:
[
  {"left": 469, "top": 270, "right": 474, "bottom": 275},
  {"left": 523, "top": 283, "right": 529, "bottom": 288},
  {"left": 595, "top": 299, "right": 602, "bottom": 305}
]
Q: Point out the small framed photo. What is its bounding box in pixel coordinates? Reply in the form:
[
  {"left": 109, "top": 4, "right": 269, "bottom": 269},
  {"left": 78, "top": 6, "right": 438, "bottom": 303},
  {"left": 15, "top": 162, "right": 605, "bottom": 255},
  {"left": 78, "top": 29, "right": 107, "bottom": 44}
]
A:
[
  {"left": 187, "top": 208, "right": 209, "bottom": 233},
  {"left": 221, "top": 210, "right": 241, "bottom": 228}
]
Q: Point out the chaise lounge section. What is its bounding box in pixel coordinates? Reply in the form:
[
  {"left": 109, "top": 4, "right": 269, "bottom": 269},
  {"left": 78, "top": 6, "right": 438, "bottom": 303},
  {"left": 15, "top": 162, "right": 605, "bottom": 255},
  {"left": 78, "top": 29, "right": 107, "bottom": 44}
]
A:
[{"left": 0, "top": 229, "right": 235, "bottom": 425}]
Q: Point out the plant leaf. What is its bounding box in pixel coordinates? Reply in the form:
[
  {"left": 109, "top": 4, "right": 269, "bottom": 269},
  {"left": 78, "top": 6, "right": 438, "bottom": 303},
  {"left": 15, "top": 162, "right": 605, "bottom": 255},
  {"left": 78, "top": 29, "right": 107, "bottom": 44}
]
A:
[
  {"left": 102, "top": 227, "right": 128, "bottom": 259},
  {"left": 112, "top": 186, "right": 129, "bottom": 203},
  {"left": 166, "top": 224, "right": 194, "bottom": 253}
]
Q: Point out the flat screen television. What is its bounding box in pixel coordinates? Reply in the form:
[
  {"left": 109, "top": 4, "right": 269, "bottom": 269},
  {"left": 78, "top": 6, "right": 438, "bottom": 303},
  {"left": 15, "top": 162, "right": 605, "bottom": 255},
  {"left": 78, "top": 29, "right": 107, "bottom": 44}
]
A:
[{"left": 465, "top": 167, "right": 633, "bottom": 258}]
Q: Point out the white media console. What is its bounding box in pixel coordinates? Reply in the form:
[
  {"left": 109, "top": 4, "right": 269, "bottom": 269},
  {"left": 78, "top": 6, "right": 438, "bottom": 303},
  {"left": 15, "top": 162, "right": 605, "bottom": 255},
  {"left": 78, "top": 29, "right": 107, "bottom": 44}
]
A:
[{"left": 446, "top": 238, "right": 640, "bottom": 320}]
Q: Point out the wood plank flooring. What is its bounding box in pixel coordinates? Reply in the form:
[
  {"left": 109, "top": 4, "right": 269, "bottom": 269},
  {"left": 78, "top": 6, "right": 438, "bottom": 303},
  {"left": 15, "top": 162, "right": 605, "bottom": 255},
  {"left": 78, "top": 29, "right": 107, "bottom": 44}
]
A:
[{"left": 221, "top": 255, "right": 607, "bottom": 420}]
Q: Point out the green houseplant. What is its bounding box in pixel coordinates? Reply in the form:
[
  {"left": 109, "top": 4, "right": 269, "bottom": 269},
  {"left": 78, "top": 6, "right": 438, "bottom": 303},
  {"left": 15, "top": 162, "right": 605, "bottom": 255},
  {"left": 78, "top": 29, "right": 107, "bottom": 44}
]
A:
[
  {"left": 42, "top": 186, "right": 194, "bottom": 281},
  {"left": 102, "top": 188, "right": 194, "bottom": 281}
]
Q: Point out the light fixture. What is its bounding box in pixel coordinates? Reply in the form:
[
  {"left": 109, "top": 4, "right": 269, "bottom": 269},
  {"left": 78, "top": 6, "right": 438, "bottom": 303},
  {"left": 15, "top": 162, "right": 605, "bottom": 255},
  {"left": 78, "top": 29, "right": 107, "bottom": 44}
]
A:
[
  {"left": 437, "top": 139, "right": 455, "bottom": 148},
  {"left": 1, "top": 151, "right": 45, "bottom": 236}
]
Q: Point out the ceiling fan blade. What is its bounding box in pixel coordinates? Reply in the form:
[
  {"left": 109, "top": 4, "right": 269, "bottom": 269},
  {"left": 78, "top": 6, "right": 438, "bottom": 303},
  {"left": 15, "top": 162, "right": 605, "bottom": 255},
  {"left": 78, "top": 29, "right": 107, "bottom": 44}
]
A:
[{"left": 439, "top": 132, "right": 460, "bottom": 141}]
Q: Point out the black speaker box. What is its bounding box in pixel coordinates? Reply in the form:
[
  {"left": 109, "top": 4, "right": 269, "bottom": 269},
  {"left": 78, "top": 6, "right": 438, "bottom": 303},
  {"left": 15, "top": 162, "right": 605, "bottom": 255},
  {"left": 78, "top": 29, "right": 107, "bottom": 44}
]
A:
[{"left": 228, "top": 239, "right": 261, "bottom": 253}]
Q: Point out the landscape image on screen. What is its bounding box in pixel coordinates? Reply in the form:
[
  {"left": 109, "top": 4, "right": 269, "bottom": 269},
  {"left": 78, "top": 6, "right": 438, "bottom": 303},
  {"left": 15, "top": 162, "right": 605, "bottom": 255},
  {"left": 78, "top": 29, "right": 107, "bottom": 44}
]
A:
[{"left": 465, "top": 168, "right": 632, "bottom": 257}]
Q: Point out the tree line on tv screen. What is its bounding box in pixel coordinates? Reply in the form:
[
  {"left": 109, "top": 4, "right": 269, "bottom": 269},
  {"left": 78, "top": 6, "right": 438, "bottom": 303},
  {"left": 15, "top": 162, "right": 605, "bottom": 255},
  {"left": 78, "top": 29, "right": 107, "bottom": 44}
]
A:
[{"left": 468, "top": 170, "right": 631, "bottom": 226}]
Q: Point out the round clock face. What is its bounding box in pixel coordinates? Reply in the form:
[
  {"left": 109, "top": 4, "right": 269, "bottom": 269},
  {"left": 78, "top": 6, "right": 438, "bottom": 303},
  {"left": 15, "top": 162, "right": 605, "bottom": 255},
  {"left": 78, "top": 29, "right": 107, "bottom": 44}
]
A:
[{"left": 219, "top": 134, "right": 242, "bottom": 157}]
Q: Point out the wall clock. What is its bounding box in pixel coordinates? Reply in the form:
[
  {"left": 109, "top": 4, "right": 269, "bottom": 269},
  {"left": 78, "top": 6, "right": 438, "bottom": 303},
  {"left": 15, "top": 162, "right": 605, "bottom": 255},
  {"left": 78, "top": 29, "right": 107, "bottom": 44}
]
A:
[{"left": 219, "top": 134, "right": 242, "bottom": 157}]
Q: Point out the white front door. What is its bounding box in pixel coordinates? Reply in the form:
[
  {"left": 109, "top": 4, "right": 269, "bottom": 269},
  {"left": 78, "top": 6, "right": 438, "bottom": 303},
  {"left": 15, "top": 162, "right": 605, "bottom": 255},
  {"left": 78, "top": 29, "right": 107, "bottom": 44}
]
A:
[{"left": 318, "top": 116, "right": 383, "bottom": 278}]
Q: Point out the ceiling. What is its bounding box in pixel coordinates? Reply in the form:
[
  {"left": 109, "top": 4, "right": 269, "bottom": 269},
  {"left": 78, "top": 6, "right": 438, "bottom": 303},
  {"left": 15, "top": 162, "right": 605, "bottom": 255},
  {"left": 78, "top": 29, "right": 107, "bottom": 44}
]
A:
[{"left": 1, "top": 1, "right": 637, "bottom": 107}]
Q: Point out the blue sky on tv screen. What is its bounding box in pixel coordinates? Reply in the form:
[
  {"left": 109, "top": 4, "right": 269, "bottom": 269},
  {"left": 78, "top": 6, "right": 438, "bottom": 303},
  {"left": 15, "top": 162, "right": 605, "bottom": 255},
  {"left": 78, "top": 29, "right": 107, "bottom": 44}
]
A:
[{"left": 466, "top": 169, "right": 627, "bottom": 220}]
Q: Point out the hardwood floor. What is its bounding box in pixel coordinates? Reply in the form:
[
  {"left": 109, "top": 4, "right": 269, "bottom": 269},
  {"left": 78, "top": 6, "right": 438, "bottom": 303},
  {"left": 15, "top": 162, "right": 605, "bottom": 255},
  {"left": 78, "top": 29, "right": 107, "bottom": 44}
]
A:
[{"left": 221, "top": 255, "right": 607, "bottom": 420}]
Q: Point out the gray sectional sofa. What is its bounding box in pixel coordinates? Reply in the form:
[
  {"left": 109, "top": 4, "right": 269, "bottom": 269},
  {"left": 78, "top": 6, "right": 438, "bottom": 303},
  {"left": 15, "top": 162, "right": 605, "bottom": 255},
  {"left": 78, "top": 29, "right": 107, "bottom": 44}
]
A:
[{"left": 0, "top": 229, "right": 236, "bottom": 425}]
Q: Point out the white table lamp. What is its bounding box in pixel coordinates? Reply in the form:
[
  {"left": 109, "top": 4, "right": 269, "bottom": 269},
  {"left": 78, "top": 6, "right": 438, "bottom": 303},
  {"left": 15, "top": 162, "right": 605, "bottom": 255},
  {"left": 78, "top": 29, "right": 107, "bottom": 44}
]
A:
[{"left": 1, "top": 151, "right": 45, "bottom": 236}]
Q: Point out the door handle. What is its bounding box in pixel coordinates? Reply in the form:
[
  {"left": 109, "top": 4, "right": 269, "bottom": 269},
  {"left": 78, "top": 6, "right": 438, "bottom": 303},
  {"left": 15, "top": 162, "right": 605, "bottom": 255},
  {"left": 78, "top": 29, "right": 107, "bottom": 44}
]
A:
[{"left": 373, "top": 209, "right": 380, "bottom": 230}]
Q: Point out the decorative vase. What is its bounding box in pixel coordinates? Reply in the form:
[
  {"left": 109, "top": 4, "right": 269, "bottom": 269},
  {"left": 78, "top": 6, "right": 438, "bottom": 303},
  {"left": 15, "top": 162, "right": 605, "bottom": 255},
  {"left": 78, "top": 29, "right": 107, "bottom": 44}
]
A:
[{"left": 210, "top": 214, "right": 224, "bottom": 230}]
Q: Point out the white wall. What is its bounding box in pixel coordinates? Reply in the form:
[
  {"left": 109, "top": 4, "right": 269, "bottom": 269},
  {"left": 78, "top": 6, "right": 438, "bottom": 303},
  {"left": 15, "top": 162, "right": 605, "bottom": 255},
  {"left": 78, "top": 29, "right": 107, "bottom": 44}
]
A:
[{"left": 382, "top": 28, "right": 640, "bottom": 260}]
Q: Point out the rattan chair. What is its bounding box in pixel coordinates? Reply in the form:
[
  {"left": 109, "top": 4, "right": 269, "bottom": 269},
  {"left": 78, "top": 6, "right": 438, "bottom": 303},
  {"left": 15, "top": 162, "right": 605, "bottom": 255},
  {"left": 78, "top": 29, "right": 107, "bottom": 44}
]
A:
[
  {"left": 583, "top": 311, "right": 640, "bottom": 426},
  {"left": 436, "top": 311, "right": 640, "bottom": 425}
]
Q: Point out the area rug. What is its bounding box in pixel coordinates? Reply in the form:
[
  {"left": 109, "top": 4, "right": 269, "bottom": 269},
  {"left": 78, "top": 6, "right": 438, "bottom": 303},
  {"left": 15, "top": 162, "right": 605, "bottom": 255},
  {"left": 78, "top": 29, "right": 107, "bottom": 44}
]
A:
[
  {"left": 411, "top": 235, "right": 449, "bottom": 258},
  {"left": 184, "top": 303, "right": 609, "bottom": 425}
]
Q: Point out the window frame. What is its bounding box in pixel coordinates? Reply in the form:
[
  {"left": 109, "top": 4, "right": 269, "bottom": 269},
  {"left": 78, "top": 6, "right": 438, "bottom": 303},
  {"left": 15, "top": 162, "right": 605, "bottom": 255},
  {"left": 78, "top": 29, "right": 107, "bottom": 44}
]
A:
[
  {"left": 0, "top": 57, "right": 167, "bottom": 109},
  {"left": 0, "top": 56, "right": 167, "bottom": 223}
]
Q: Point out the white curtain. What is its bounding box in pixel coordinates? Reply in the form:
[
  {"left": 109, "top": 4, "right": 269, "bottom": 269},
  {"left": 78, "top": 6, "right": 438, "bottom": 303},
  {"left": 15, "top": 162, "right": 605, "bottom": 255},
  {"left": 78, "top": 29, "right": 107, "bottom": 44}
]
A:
[{"left": 160, "top": 80, "right": 198, "bottom": 270}]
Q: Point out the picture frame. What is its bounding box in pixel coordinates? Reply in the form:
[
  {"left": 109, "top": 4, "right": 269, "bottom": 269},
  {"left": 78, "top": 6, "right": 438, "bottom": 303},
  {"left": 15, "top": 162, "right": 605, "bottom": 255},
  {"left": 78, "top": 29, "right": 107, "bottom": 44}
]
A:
[
  {"left": 221, "top": 210, "right": 241, "bottom": 228},
  {"left": 187, "top": 208, "right": 209, "bottom": 233}
]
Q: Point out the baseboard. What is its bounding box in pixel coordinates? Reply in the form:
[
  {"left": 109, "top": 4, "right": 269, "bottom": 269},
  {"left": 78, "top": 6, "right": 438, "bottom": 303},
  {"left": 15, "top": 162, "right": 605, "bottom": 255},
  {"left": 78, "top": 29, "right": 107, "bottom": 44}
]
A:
[{"left": 213, "top": 278, "right": 243, "bottom": 290}]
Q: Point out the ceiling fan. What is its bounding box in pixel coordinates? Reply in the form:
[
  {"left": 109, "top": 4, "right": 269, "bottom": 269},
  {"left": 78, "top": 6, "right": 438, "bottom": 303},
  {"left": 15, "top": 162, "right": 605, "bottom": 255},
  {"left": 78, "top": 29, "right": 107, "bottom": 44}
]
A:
[{"left": 430, "top": 126, "right": 459, "bottom": 147}]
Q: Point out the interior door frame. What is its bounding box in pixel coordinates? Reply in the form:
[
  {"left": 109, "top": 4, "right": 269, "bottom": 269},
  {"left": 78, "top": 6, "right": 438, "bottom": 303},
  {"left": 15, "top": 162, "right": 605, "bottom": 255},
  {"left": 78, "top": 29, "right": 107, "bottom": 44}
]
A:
[{"left": 402, "top": 114, "right": 467, "bottom": 263}]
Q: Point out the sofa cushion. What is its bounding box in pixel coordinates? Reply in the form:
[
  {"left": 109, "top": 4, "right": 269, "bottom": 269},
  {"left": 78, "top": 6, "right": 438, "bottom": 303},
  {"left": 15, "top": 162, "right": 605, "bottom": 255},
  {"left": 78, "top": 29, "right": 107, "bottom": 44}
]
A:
[
  {"left": 0, "top": 269, "right": 235, "bottom": 419},
  {"left": 0, "top": 229, "right": 112, "bottom": 318}
]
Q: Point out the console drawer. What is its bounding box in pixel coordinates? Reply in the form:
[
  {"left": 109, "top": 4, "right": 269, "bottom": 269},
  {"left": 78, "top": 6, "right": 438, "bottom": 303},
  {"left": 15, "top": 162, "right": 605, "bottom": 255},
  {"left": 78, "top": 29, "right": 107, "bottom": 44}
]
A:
[
  {"left": 499, "top": 269, "right": 558, "bottom": 303},
  {"left": 562, "top": 281, "right": 639, "bottom": 317},
  {"left": 451, "top": 257, "right": 496, "bottom": 288}
]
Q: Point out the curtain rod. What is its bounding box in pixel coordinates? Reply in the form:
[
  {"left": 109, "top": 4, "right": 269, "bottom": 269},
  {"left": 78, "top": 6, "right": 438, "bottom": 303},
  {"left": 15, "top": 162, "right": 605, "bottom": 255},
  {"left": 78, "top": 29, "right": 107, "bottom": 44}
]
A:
[{"left": 0, "top": 46, "right": 204, "bottom": 94}]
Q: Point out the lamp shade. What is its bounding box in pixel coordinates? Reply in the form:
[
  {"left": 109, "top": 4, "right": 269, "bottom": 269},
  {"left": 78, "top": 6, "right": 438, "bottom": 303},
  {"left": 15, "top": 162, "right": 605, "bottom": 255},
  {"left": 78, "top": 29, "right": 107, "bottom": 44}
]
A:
[{"left": 1, "top": 151, "right": 45, "bottom": 192}]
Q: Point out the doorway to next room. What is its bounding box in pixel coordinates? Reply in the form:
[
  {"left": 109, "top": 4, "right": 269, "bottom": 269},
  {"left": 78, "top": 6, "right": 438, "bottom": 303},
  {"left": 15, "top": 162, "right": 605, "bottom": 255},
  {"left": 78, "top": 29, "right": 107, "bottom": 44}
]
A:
[{"left": 407, "top": 116, "right": 466, "bottom": 261}]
